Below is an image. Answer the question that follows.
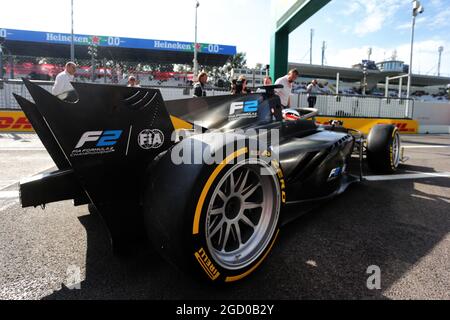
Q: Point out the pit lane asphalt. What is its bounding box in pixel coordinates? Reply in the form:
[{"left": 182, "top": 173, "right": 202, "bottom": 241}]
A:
[{"left": 0, "top": 133, "right": 449, "bottom": 300}]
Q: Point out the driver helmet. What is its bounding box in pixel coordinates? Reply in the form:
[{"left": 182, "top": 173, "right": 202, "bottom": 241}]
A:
[{"left": 282, "top": 108, "right": 300, "bottom": 121}]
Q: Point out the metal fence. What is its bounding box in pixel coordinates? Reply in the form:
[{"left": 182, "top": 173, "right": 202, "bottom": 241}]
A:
[
  {"left": 294, "top": 93, "right": 414, "bottom": 119},
  {"left": 0, "top": 79, "right": 229, "bottom": 110},
  {"left": 0, "top": 54, "right": 156, "bottom": 83},
  {"left": 1, "top": 79, "right": 414, "bottom": 120}
]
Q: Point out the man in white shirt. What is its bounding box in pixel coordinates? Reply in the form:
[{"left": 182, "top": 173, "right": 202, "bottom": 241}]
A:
[
  {"left": 274, "top": 69, "right": 299, "bottom": 108},
  {"left": 306, "top": 79, "right": 319, "bottom": 108},
  {"left": 52, "top": 62, "right": 77, "bottom": 97}
]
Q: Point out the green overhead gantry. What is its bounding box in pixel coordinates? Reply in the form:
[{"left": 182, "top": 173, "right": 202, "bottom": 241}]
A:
[{"left": 270, "top": 0, "right": 331, "bottom": 81}]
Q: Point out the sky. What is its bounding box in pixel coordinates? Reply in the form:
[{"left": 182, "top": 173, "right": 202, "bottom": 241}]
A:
[
  {"left": 288, "top": 0, "right": 450, "bottom": 76},
  {"left": 0, "top": 0, "right": 449, "bottom": 76}
]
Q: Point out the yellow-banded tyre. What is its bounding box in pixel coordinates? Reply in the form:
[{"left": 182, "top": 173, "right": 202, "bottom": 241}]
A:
[
  {"left": 143, "top": 143, "right": 284, "bottom": 284},
  {"left": 367, "top": 124, "right": 401, "bottom": 173}
]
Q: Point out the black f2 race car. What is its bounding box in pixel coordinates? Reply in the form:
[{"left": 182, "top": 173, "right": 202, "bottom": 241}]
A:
[{"left": 14, "top": 80, "right": 402, "bottom": 284}]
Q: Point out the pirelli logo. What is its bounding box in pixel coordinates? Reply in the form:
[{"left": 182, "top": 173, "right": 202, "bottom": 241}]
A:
[
  {"left": 195, "top": 248, "right": 220, "bottom": 281},
  {"left": 271, "top": 160, "right": 286, "bottom": 203}
]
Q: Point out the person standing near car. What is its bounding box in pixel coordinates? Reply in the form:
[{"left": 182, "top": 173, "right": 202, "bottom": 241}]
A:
[
  {"left": 274, "top": 69, "right": 299, "bottom": 108},
  {"left": 193, "top": 72, "right": 208, "bottom": 97},
  {"left": 127, "top": 75, "right": 140, "bottom": 87},
  {"left": 263, "top": 76, "right": 272, "bottom": 86},
  {"left": 256, "top": 76, "right": 273, "bottom": 93},
  {"left": 52, "top": 61, "right": 76, "bottom": 97},
  {"left": 306, "top": 79, "right": 319, "bottom": 108}
]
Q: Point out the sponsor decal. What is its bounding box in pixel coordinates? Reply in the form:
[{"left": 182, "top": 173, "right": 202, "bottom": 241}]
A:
[
  {"left": 46, "top": 33, "right": 117, "bottom": 46},
  {"left": 71, "top": 130, "right": 122, "bottom": 157},
  {"left": 2, "top": 28, "right": 236, "bottom": 55},
  {"left": 390, "top": 122, "right": 415, "bottom": 133},
  {"left": 229, "top": 100, "right": 259, "bottom": 120},
  {"left": 46, "top": 33, "right": 91, "bottom": 45},
  {"left": 194, "top": 247, "right": 220, "bottom": 281},
  {"left": 328, "top": 167, "right": 343, "bottom": 181},
  {"left": 153, "top": 41, "right": 220, "bottom": 54},
  {"left": 0, "top": 116, "right": 32, "bottom": 130},
  {"left": 138, "top": 129, "right": 164, "bottom": 149},
  {"left": 154, "top": 40, "right": 192, "bottom": 51},
  {"left": 389, "top": 128, "right": 397, "bottom": 169},
  {"left": 315, "top": 117, "right": 418, "bottom": 134},
  {"left": 271, "top": 160, "right": 286, "bottom": 203},
  {"left": 91, "top": 36, "right": 101, "bottom": 45}
]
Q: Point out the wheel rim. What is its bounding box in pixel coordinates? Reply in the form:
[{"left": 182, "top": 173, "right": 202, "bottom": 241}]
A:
[
  {"left": 205, "top": 159, "right": 280, "bottom": 270},
  {"left": 392, "top": 131, "right": 401, "bottom": 168}
]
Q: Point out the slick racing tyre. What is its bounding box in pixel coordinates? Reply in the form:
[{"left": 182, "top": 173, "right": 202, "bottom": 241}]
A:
[
  {"left": 143, "top": 142, "right": 285, "bottom": 284},
  {"left": 366, "top": 124, "right": 401, "bottom": 173}
]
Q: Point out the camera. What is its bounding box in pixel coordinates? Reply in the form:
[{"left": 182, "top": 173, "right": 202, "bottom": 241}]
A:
[
  {"left": 234, "top": 78, "right": 246, "bottom": 85},
  {"left": 233, "top": 78, "right": 246, "bottom": 92},
  {"left": 413, "top": 1, "right": 424, "bottom": 15}
]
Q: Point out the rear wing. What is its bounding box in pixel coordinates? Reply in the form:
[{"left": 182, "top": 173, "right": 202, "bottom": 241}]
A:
[{"left": 14, "top": 79, "right": 176, "bottom": 208}]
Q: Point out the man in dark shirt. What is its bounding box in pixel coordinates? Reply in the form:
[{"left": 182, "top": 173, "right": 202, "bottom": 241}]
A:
[{"left": 193, "top": 72, "right": 208, "bottom": 97}]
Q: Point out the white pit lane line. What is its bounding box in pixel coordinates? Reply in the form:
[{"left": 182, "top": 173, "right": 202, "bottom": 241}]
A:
[
  {"left": 0, "top": 191, "right": 20, "bottom": 199},
  {"left": 0, "top": 180, "right": 17, "bottom": 189},
  {"left": 402, "top": 145, "right": 450, "bottom": 149},
  {"left": 0, "top": 148, "right": 46, "bottom": 151},
  {"left": 0, "top": 191, "right": 20, "bottom": 211},
  {"left": 0, "top": 166, "right": 55, "bottom": 211},
  {"left": 365, "top": 172, "right": 450, "bottom": 181}
]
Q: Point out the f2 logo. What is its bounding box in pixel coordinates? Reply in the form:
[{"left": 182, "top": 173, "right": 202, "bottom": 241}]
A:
[
  {"left": 229, "top": 100, "right": 259, "bottom": 115},
  {"left": 75, "top": 130, "right": 122, "bottom": 148}
]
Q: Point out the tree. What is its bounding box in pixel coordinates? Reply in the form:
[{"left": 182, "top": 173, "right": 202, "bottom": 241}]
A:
[
  {"left": 230, "top": 52, "right": 247, "bottom": 69},
  {"left": 174, "top": 64, "right": 192, "bottom": 73},
  {"left": 221, "top": 52, "right": 247, "bottom": 80},
  {"left": 145, "top": 63, "right": 174, "bottom": 72}
]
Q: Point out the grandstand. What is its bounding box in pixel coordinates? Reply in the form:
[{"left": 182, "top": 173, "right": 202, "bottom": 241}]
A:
[{"left": 288, "top": 62, "right": 450, "bottom": 103}]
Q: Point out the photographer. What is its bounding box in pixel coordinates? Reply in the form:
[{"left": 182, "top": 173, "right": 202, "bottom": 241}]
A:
[{"left": 231, "top": 75, "right": 250, "bottom": 95}]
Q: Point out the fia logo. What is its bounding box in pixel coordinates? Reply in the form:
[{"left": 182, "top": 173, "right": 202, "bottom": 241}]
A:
[{"left": 138, "top": 129, "right": 164, "bottom": 149}]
